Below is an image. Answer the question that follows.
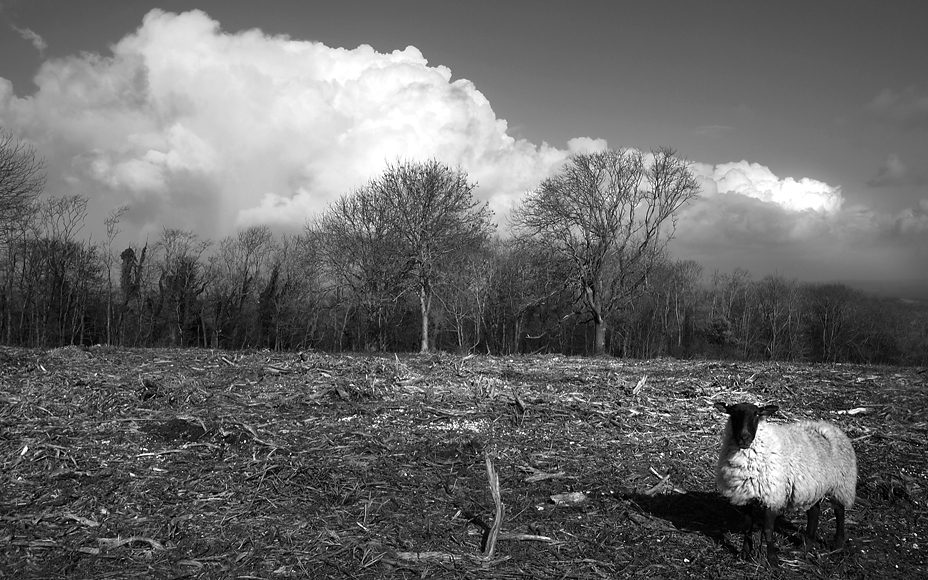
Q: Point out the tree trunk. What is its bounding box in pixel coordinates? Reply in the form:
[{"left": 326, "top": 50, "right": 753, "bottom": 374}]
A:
[
  {"left": 419, "top": 285, "right": 430, "bottom": 353},
  {"left": 594, "top": 317, "right": 606, "bottom": 355}
]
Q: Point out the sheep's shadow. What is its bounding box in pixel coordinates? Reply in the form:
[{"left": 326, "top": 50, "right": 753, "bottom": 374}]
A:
[{"left": 621, "top": 490, "right": 804, "bottom": 555}]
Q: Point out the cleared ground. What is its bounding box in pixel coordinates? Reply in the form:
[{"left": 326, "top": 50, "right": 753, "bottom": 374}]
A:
[{"left": 1, "top": 346, "right": 925, "bottom": 579}]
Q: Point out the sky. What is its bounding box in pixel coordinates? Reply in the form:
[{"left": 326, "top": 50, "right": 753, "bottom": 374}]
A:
[{"left": 0, "top": 0, "right": 926, "bottom": 284}]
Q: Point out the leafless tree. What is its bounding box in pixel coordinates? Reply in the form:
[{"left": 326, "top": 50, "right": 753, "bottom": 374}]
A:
[
  {"left": 14, "top": 196, "right": 96, "bottom": 345},
  {"left": 316, "top": 184, "right": 411, "bottom": 351},
  {"left": 754, "top": 274, "right": 804, "bottom": 360},
  {"left": 483, "top": 239, "right": 573, "bottom": 354},
  {"left": 204, "top": 226, "right": 275, "bottom": 348},
  {"left": 511, "top": 148, "right": 700, "bottom": 355},
  {"left": 434, "top": 244, "right": 493, "bottom": 352},
  {"left": 259, "top": 233, "right": 324, "bottom": 350},
  {"left": 805, "top": 283, "right": 861, "bottom": 363},
  {"left": 0, "top": 129, "right": 45, "bottom": 341},
  {"left": 153, "top": 228, "right": 211, "bottom": 346},
  {"left": 657, "top": 259, "right": 704, "bottom": 356},
  {"left": 0, "top": 128, "right": 45, "bottom": 227},
  {"left": 374, "top": 159, "right": 495, "bottom": 352},
  {"left": 101, "top": 206, "right": 129, "bottom": 345}
]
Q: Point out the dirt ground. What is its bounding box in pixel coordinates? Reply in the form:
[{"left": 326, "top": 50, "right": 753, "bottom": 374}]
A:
[{"left": 1, "top": 346, "right": 926, "bottom": 579}]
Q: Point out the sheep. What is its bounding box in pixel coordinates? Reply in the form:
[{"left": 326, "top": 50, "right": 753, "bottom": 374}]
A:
[{"left": 714, "top": 402, "right": 857, "bottom": 566}]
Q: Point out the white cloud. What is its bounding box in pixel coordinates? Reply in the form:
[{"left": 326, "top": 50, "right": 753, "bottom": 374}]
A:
[
  {"left": 691, "top": 160, "right": 844, "bottom": 213},
  {"left": 0, "top": 9, "right": 923, "bottom": 282},
  {"left": 566, "top": 137, "right": 608, "bottom": 154},
  {"left": 672, "top": 161, "right": 928, "bottom": 280},
  {"left": 0, "top": 9, "right": 572, "bottom": 240}
]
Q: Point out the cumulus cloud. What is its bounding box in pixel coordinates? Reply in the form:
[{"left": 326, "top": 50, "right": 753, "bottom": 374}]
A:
[
  {"left": 565, "top": 137, "right": 608, "bottom": 154},
  {"left": 865, "top": 87, "right": 928, "bottom": 131},
  {"left": 671, "top": 160, "right": 928, "bottom": 281},
  {"left": 0, "top": 9, "right": 571, "bottom": 240},
  {"left": 0, "top": 9, "right": 924, "bottom": 282},
  {"left": 691, "top": 160, "right": 844, "bottom": 213},
  {"left": 13, "top": 26, "right": 47, "bottom": 53},
  {"left": 677, "top": 162, "right": 845, "bottom": 250}
]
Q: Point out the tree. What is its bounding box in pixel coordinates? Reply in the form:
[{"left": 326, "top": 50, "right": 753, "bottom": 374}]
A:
[
  {"left": 374, "top": 159, "right": 495, "bottom": 353},
  {"left": 655, "top": 259, "right": 703, "bottom": 357},
  {"left": 1, "top": 129, "right": 46, "bottom": 343},
  {"left": 118, "top": 244, "right": 146, "bottom": 346},
  {"left": 434, "top": 243, "right": 493, "bottom": 352},
  {"left": 753, "top": 274, "right": 803, "bottom": 360},
  {"left": 805, "top": 283, "right": 860, "bottom": 363},
  {"left": 483, "top": 239, "right": 574, "bottom": 354},
  {"left": 10, "top": 196, "right": 99, "bottom": 346},
  {"left": 153, "top": 228, "right": 210, "bottom": 346},
  {"left": 101, "top": 206, "right": 129, "bottom": 345},
  {"left": 204, "top": 226, "right": 275, "bottom": 348},
  {"left": 316, "top": 185, "right": 411, "bottom": 351},
  {"left": 0, "top": 128, "right": 45, "bottom": 227},
  {"left": 267, "top": 234, "right": 326, "bottom": 350},
  {"left": 511, "top": 148, "right": 700, "bottom": 355}
]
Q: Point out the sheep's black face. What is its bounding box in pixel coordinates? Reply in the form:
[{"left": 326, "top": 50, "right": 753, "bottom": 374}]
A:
[{"left": 715, "top": 402, "right": 779, "bottom": 450}]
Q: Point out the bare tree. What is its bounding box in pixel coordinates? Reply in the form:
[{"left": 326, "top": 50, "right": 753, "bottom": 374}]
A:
[
  {"left": 805, "top": 283, "right": 860, "bottom": 363},
  {"left": 101, "top": 206, "right": 129, "bottom": 345},
  {"left": 15, "top": 196, "right": 96, "bottom": 345},
  {"left": 656, "top": 259, "right": 703, "bottom": 356},
  {"left": 153, "top": 228, "right": 210, "bottom": 346},
  {"left": 754, "top": 274, "right": 804, "bottom": 360},
  {"left": 0, "top": 128, "right": 46, "bottom": 226},
  {"left": 205, "top": 226, "right": 275, "bottom": 348},
  {"left": 316, "top": 184, "right": 411, "bottom": 351},
  {"left": 434, "top": 244, "right": 493, "bottom": 352},
  {"left": 375, "top": 159, "right": 495, "bottom": 352},
  {"left": 260, "top": 233, "right": 324, "bottom": 350},
  {"left": 0, "top": 130, "right": 45, "bottom": 342},
  {"left": 511, "top": 148, "right": 700, "bottom": 355},
  {"left": 483, "top": 239, "right": 573, "bottom": 354}
]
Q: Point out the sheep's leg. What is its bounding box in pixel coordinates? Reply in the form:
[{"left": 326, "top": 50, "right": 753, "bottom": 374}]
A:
[
  {"left": 739, "top": 504, "right": 755, "bottom": 561},
  {"left": 804, "top": 500, "right": 822, "bottom": 556},
  {"left": 832, "top": 500, "right": 847, "bottom": 550},
  {"left": 762, "top": 508, "right": 779, "bottom": 567}
]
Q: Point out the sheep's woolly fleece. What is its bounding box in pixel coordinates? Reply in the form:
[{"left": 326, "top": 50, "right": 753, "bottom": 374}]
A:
[{"left": 716, "top": 419, "right": 857, "bottom": 512}]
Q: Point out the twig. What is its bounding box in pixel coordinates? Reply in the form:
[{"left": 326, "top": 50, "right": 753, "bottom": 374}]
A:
[{"left": 483, "top": 451, "right": 504, "bottom": 561}]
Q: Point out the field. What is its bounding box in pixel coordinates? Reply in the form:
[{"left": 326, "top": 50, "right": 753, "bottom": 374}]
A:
[{"left": 1, "top": 347, "right": 926, "bottom": 579}]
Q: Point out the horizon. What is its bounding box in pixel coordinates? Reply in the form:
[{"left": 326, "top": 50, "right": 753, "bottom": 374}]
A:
[{"left": 1, "top": 1, "right": 926, "bottom": 284}]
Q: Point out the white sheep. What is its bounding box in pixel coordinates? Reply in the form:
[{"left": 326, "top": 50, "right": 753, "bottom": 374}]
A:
[{"left": 714, "top": 402, "right": 857, "bottom": 566}]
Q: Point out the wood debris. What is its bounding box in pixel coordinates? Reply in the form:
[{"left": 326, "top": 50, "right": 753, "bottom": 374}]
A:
[{"left": 0, "top": 347, "right": 924, "bottom": 578}]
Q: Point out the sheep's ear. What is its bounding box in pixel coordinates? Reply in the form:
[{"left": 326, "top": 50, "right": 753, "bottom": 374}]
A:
[
  {"left": 760, "top": 404, "right": 779, "bottom": 417},
  {"left": 714, "top": 402, "right": 729, "bottom": 414}
]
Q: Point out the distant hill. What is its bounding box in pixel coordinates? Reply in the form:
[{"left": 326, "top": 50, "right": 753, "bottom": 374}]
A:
[{"left": 838, "top": 279, "right": 928, "bottom": 302}]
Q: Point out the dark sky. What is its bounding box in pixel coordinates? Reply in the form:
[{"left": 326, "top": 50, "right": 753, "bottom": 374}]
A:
[{"left": 1, "top": 0, "right": 926, "bottom": 281}]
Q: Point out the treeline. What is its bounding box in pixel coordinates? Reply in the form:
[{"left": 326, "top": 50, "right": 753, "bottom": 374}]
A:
[
  {"left": 2, "top": 133, "right": 926, "bottom": 364},
  {"left": 0, "top": 194, "right": 925, "bottom": 364}
]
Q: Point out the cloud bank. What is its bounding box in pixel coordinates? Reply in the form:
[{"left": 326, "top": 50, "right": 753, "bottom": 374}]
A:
[
  {"left": 0, "top": 9, "right": 924, "bottom": 281},
  {"left": 672, "top": 161, "right": 928, "bottom": 280},
  {"left": 0, "top": 9, "right": 569, "bottom": 240}
]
